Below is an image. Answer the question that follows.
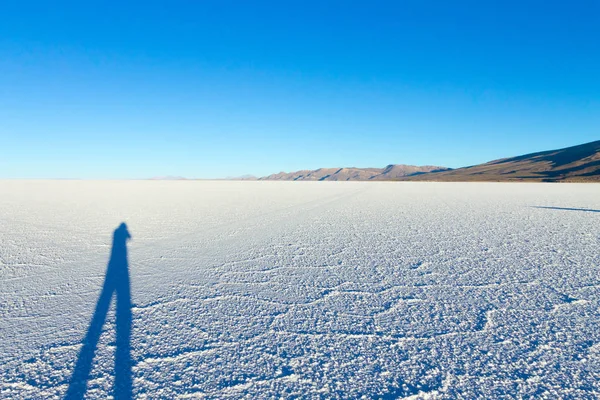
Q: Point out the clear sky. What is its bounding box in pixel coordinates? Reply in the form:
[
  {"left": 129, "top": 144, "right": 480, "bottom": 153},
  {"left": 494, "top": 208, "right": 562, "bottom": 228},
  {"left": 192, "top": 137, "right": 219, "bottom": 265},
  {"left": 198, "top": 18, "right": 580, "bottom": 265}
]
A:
[{"left": 1, "top": 1, "right": 599, "bottom": 179}]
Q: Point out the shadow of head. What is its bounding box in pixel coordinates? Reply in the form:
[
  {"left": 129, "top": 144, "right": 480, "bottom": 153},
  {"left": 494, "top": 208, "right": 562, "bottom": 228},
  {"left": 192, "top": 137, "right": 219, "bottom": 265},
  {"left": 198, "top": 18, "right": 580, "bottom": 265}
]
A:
[{"left": 115, "top": 222, "right": 131, "bottom": 243}]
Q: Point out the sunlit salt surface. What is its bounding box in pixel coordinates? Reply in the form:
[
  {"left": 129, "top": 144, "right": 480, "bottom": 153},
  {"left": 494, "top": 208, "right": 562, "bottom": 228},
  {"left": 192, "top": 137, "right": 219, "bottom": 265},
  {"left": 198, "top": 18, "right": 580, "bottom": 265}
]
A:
[{"left": 1, "top": 181, "right": 600, "bottom": 399}]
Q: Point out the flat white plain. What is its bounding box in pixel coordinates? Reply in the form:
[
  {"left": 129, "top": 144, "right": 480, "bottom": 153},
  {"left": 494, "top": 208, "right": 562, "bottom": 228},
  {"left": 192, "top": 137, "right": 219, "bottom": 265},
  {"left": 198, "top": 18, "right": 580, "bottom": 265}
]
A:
[{"left": 1, "top": 181, "right": 600, "bottom": 399}]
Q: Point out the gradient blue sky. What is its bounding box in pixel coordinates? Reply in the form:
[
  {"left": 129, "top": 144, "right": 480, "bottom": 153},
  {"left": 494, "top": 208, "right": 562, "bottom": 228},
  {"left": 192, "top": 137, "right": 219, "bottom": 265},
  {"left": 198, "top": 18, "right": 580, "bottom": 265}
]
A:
[{"left": 1, "top": 1, "right": 599, "bottom": 178}]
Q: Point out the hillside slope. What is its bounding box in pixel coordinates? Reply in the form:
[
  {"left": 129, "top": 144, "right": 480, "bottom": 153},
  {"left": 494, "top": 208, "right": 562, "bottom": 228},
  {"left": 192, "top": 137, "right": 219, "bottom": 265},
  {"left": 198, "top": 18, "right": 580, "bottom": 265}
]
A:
[{"left": 405, "top": 140, "right": 600, "bottom": 182}]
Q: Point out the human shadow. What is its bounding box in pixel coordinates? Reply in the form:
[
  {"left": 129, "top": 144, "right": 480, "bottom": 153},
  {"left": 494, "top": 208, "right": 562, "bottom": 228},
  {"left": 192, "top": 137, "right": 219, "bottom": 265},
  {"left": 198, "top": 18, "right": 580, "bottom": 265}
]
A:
[
  {"left": 65, "top": 223, "right": 133, "bottom": 400},
  {"left": 532, "top": 206, "right": 600, "bottom": 213}
]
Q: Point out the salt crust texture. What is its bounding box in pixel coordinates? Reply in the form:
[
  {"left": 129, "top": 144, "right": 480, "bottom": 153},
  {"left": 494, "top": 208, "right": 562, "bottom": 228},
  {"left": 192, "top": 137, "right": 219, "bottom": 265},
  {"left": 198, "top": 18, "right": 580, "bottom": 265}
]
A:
[{"left": 1, "top": 181, "right": 600, "bottom": 398}]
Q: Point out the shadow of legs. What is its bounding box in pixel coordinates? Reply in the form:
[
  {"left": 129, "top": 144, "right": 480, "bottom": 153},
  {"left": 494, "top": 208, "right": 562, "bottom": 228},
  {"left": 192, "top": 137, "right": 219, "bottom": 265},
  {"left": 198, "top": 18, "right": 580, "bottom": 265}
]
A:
[
  {"left": 64, "top": 279, "right": 114, "bottom": 399},
  {"left": 114, "top": 268, "right": 132, "bottom": 398}
]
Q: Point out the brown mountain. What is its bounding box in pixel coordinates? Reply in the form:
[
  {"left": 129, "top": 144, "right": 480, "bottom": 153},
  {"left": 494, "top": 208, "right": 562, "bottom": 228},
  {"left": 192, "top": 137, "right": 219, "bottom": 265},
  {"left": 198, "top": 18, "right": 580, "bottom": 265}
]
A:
[
  {"left": 404, "top": 140, "right": 600, "bottom": 182},
  {"left": 370, "top": 164, "right": 448, "bottom": 180},
  {"left": 259, "top": 165, "right": 448, "bottom": 181}
]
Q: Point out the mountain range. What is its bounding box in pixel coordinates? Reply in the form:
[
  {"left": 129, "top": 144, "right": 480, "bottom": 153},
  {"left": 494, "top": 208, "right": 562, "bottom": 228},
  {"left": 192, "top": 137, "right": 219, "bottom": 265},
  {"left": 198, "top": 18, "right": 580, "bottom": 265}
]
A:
[
  {"left": 258, "top": 140, "right": 600, "bottom": 182},
  {"left": 259, "top": 165, "right": 447, "bottom": 181}
]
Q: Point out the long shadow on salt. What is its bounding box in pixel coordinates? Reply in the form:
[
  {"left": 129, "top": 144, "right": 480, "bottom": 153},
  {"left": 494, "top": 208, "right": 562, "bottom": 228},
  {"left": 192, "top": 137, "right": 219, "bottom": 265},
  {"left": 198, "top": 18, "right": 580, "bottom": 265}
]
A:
[
  {"left": 65, "top": 223, "right": 133, "bottom": 400},
  {"left": 532, "top": 206, "right": 600, "bottom": 213}
]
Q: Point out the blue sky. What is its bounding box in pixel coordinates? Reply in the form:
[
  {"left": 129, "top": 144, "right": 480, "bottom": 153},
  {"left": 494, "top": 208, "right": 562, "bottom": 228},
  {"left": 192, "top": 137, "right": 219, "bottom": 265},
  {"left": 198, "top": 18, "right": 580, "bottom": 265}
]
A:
[{"left": 1, "top": 1, "right": 599, "bottom": 178}]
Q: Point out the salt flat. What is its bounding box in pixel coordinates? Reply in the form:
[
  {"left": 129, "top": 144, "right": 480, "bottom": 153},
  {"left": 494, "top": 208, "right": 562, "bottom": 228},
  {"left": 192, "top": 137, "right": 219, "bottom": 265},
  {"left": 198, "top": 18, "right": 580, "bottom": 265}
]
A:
[{"left": 1, "top": 181, "right": 600, "bottom": 399}]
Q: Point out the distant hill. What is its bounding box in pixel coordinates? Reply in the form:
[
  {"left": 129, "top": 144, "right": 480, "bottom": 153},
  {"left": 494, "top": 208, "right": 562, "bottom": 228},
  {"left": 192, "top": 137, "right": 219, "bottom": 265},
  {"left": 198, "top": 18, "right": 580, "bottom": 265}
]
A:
[
  {"left": 370, "top": 164, "right": 449, "bottom": 180},
  {"left": 403, "top": 140, "right": 600, "bottom": 182},
  {"left": 224, "top": 174, "right": 258, "bottom": 181},
  {"left": 149, "top": 176, "right": 187, "bottom": 180},
  {"left": 259, "top": 165, "right": 448, "bottom": 181}
]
